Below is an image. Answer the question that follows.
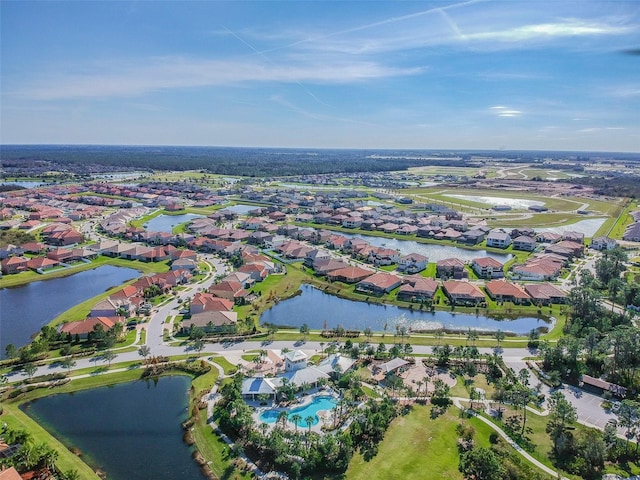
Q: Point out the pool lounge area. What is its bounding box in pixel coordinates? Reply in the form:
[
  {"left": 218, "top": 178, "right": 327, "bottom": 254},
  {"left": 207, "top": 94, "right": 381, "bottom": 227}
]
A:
[
  {"left": 241, "top": 350, "right": 354, "bottom": 432},
  {"left": 257, "top": 393, "right": 339, "bottom": 429}
]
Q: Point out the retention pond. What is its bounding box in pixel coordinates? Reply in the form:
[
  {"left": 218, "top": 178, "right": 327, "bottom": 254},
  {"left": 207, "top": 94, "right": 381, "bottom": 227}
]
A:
[
  {"left": 261, "top": 284, "right": 549, "bottom": 334},
  {"left": 22, "top": 376, "right": 203, "bottom": 480}
]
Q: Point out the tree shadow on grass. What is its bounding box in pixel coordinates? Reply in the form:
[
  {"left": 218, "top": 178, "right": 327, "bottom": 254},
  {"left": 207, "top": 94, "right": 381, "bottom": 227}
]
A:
[{"left": 430, "top": 403, "right": 449, "bottom": 419}]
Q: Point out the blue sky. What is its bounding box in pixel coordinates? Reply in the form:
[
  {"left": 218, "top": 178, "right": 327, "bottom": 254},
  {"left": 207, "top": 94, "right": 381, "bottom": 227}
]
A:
[{"left": 1, "top": 1, "right": 639, "bottom": 151}]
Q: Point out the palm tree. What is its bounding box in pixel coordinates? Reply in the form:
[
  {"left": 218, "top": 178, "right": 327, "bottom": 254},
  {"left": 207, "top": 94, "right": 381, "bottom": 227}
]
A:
[
  {"left": 290, "top": 413, "right": 302, "bottom": 433},
  {"left": 319, "top": 342, "right": 325, "bottom": 358},
  {"left": 422, "top": 376, "right": 430, "bottom": 398},
  {"left": 305, "top": 415, "right": 314, "bottom": 434},
  {"left": 435, "top": 328, "right": 444, "bottom": 345},
  {"left": 277, "top": 410, "right": 289, "bottom": 430}
]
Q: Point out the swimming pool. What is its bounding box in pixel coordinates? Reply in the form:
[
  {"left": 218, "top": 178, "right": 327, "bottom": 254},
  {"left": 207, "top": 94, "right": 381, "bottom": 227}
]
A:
[{"left": 259, "top": 395, "right": 337, "bottom": 426}]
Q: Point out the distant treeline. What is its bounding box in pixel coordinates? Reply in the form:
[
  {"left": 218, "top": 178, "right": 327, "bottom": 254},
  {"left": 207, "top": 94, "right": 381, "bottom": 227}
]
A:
[
  {"left": 0, "top": 145, "right": 469, "bottom": 176},
  {"left": 1, "top": 145, "right": 637, "bottom": 178},
  {"left": 568, "top": 176, "right": 640, "bottom": 198}
]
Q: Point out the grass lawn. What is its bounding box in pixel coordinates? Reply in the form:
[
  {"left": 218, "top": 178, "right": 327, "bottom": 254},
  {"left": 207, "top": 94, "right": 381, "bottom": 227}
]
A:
[
  {"left": 193, "top": 408, "right": 251, "bottom": 480},
  {"left": 345, "top": 405, "right": 491, "bottom": 480},
  {"left": 209, "top": 355, "right": 238, "bottom": 375},
  {"left": 450, "top": 374, "right": 496, "bottom": 399}
]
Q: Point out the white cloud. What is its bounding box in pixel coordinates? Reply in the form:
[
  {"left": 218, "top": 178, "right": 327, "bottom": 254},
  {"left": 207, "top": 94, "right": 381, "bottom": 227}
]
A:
[
  {"left": 11, "top": 56, "right": 426, "bottom": 100},
  {"left": 489, "top": 106, "right": 522, "bottom": 117},
  {"left": 467, "top": 19, "right": 634, "bottom": 43},
  {"left": 578, "top": 126, "right": 626, "bottom": 133}
]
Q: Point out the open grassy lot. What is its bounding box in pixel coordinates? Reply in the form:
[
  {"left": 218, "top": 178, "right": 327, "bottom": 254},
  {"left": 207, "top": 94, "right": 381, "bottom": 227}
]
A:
[
  {"left": 346, "top": 405, "right": 494, "bottom": 480},
  {"left": 606, "top": 200, "right": 637, "bottom": 239}
]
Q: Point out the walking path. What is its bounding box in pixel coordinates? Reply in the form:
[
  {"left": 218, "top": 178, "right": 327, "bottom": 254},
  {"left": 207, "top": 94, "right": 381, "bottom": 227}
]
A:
[
  {"left": 201, "top": 359, "right": 273, "bottom": 479},
  {"left": 451, "top": 397, "right": 568, "bottom": 480}
]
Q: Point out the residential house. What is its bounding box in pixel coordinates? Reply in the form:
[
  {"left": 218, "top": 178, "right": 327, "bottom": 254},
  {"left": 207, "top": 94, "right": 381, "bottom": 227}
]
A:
[
  {"left": 436, "top": 258, "right": 466, "bottom": 279},
  {"left": 190, "top": 292, "right": 234, "bottom": 314},
  {"left": 59, "top": 316, "right": 126, "bottom": 339},
  {"left": 471, "top": 257, "right": 504, "bottom": 279},
  {"left": 304, "top": 248, "right": 332, "bottom": 268},
  {"left": 342, "top": 217, "right": 362, "bottom": 228},
  {"left": 0, "top": 244, "right": 21, "bottom": 259},
  {"left": 368, "top": 247, "right": 400, "bottom": 266},
  {"left": 171, "top": 258, "right": 198, "bottom": 271},
  {"left": 20, "top": 241, "right": 47, "bottom": 254},
  {"left": 485, "top": 280, "right": 530, "bottom": 305},
  {"left": 91, "top": 297, "right": 124, "bottom": 317},
  {"left": 326, "top": 265, "right": 372, "bottom": 283},
  {"left": 181, "top": 310, "right": 238, "bottom": 333},
  {"left": 238, "top": 262, "right": 269, "bottom": 282},
  {"left": 486, "top": 229, "right": 512, "bottom": 249},
  {"left": 545, "top": 240, "right": 584, "bottom": 259},
  {"left": 26, "top": 256, "right": 58, "bottom": 272},
  {"left": 396, "top": 224, "right": 418, "bottom": 235},
  {"left": 511, "top": 255, "right": 564, "bottom": 281},
  {"left": 397, "top": 253, "right": 428, "bottom": 274},
  {"left": 355, "top": 272, "right": 402, "bottom": 296},
  {"left": 536, "top": 231, "right": 561, "bottom": 243},
  {"left": 209, "top": 280, "right": 248, "bottom": 304},
  {"left": 312, "top": 258, "right": 349, "bottom": 275},
  {"left": 524, "top": 283, "right": 567, "bottom": 305},
  {"left": 512, "top": 235, "right": 537, "bottom": 252},
  {"left": 442, "top": 280, "right": 486, "bottom": 306},
  {"left": 1, "top": 256, "right": 29, "bottom": 274},
  {"left": 623, "top": 222, "right": 640, "bottom": 242},
  {"left": 47, "top": 228, "right": 83, "bottom": 246},
  {"left": 562, "top": 231, "right": 585, "bottom": 244},
  {"left": 397, "top": 276, "right": 438, "bottom": 302},
  {"left": 590, "top": 236, "right": 618, "bottom": 251},
  {"left": 47, "top": 248, "right": 74, "bottom": 263},
  {"left": 458, "top": 229, "right": 486, "bottom": 245}
]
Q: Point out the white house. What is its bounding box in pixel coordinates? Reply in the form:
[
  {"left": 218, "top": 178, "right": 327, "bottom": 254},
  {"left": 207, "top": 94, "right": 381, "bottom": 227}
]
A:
[
  {"left": 397, "top": 253, "right": 428, "bottom": 273},
  {"left": 486, "top": 230, "right": 512, "bottom": 249}
]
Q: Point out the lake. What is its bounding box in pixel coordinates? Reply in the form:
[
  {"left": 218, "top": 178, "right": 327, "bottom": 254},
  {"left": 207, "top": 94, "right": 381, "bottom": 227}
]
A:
[
  {"left": 144, "top": 213, "right": 204, "bottom": 233},
  {"left": 339, "top": 232, "right": 512, "bottom": 263},
  {"left": 22, "top": 376, "right": 203, "bottom": 480},
  {"left": 0, "top": 265, "right": 139, "bottom": 355},
  {"left": 224, "top": 204, "right": 263, "bottom": 215},
  {"left": 0, "top": 181, "right": 48, "bottom": 188},
  {"left": 261, "top": 284, "right": 548, "bottom": 334}
]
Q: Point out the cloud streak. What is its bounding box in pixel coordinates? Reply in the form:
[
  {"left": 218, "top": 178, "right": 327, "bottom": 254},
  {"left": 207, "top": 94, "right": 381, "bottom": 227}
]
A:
[
  {"left": 490, "top": 106, "right": 522, "bottom": 117},
  {"left": 11, "top": 56, "right": 425, "bottom": 100}
]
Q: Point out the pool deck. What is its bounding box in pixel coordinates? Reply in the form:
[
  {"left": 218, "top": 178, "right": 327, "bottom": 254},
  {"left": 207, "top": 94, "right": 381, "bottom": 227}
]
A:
[{"left": 249, "top": 387, "right": 341, "bottom": 434}]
